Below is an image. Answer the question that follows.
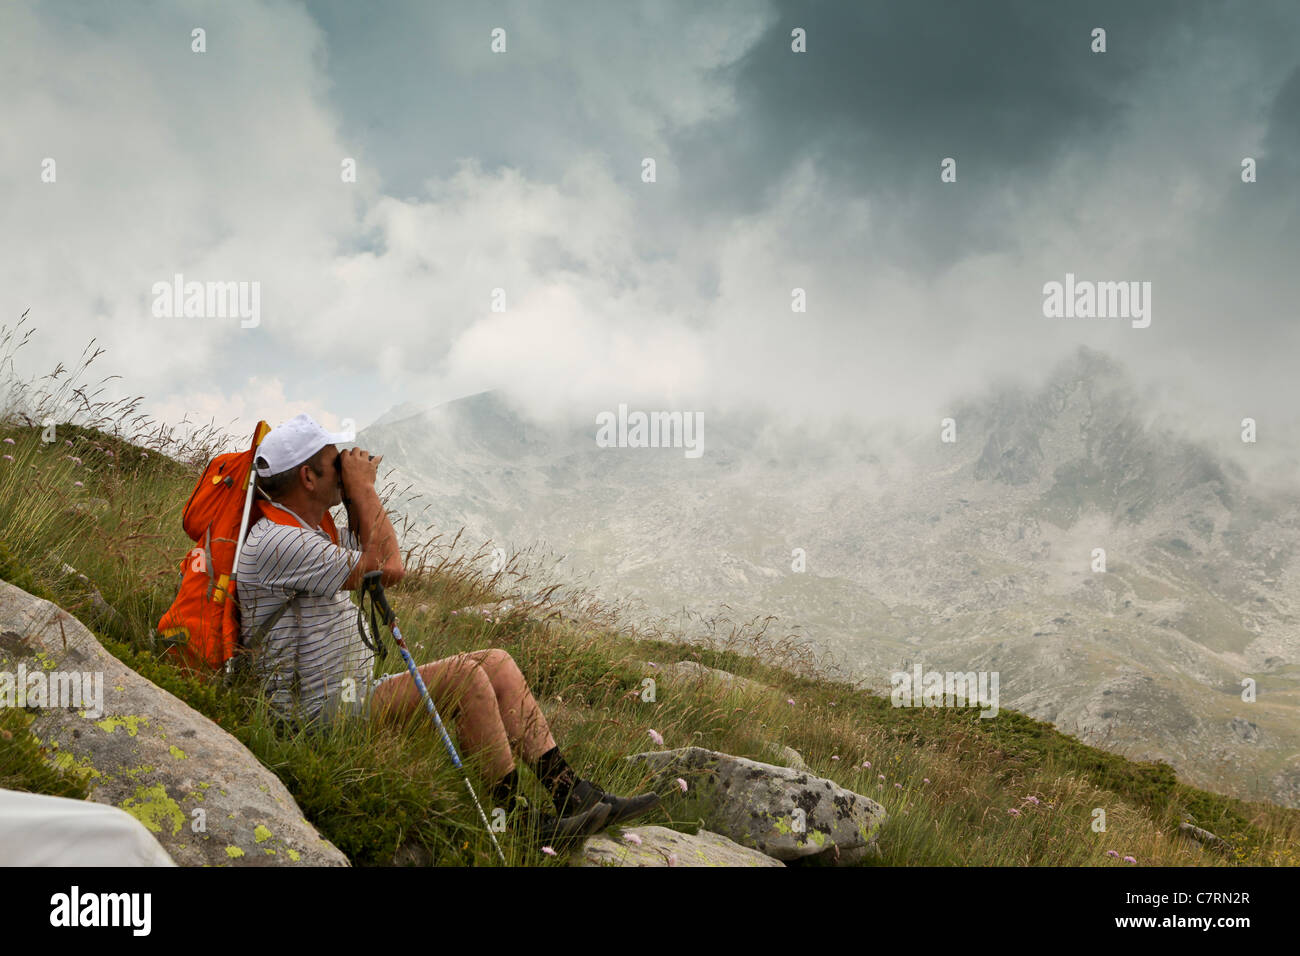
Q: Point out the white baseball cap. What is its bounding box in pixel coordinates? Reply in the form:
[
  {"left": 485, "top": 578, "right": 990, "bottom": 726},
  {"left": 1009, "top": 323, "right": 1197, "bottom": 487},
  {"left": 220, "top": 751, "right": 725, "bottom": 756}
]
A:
[{"left": 253, "top": 413, "right": 355, "bottom": 477}]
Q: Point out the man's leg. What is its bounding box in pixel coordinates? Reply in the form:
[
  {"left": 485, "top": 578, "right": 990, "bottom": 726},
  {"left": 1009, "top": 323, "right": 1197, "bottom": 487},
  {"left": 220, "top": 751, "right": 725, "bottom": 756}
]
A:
[
  {"left": 369, "top": 653, "right": 515, "bottom": 781},
  {"left": 462, "top": 648, "right": 557, "bottom": 764},
  {"left": 368, "top": 650, "right": 612, "bottom": 838},
  {"left": 463, "top": 648, "right": 659, "bottom": 825}
]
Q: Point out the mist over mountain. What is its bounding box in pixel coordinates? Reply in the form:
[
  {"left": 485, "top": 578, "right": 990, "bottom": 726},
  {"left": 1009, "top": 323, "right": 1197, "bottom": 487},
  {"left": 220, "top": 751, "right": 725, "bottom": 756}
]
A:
[{"left": 359, "top": 347, "right": 1300, "bottom": 807}]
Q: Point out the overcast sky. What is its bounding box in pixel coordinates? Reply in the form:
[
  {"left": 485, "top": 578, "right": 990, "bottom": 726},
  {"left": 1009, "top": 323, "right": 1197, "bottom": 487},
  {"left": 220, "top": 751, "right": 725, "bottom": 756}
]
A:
[{"left": 3, "top": 0, "right": 1298, "bottom": 449}]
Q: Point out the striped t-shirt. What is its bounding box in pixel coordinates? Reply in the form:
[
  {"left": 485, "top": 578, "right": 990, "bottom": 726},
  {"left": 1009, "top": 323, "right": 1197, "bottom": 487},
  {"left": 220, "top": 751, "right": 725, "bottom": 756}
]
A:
[{"left": 236, "top": 503, "right": 375, "bottom": 723}]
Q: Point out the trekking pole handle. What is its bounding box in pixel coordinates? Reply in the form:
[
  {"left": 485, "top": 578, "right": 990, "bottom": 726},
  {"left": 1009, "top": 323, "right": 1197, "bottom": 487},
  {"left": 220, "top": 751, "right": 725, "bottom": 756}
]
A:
[{"left": 361, "top": 570, "right": 395, "bottom": 627}]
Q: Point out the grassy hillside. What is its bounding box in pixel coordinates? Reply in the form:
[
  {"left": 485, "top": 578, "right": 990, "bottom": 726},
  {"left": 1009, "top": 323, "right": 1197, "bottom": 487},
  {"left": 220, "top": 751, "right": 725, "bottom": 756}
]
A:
[{"left": 2, "top": 329, "right": 1298, "bottom": 865}]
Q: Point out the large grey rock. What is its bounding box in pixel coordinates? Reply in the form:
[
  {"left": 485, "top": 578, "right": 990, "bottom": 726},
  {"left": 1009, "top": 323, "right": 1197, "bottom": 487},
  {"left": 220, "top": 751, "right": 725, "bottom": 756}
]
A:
[
  {"left": 0, "top": 580, "right": 347, "bottom": 866},
  {"left": 627, "top": 746, "right": 885, "bottom": 864},
  {"left": 574, "top": 825, "right": 784, "bottom": 867}
]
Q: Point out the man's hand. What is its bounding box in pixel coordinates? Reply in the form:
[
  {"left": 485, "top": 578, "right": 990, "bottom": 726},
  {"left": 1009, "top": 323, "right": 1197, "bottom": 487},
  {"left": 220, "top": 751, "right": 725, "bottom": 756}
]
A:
[
  {"left": 337, "top": 446, "right": 404, "bottom": 590},
  {"left": 339, "top": 447, "right": 383, "bottom": 496}
]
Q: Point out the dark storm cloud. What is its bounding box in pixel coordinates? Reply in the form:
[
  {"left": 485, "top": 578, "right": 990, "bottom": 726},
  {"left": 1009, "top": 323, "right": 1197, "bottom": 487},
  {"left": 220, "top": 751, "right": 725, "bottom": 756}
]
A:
[{"left": 667, "top": 0, "right": 1217, "bottom": 272}]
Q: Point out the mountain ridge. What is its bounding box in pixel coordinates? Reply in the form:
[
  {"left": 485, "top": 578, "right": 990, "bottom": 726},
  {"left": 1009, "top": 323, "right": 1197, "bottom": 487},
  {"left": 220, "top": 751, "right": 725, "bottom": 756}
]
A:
[{"left": 359, "top": 346, "right": 1300, "bottom": 806}]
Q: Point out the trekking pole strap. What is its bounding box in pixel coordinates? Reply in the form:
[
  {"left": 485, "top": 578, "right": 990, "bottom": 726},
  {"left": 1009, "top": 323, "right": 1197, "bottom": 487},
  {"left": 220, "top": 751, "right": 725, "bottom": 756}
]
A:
[
  {"left": 358, "top": 570, "right": 390, "bottom": 661},
  {"left": 361, "top": 570, "right": 395, "bottom": 626}
]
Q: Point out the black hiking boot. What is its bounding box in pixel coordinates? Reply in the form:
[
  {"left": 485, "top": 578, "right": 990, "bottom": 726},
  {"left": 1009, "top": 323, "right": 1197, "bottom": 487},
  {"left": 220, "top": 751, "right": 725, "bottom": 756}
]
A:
[
  {"left": 526, "top": 798, "right": 613, "bottom": 844},
  {"left": 565, "top": 779, "right": 662, "bottom": 827}
]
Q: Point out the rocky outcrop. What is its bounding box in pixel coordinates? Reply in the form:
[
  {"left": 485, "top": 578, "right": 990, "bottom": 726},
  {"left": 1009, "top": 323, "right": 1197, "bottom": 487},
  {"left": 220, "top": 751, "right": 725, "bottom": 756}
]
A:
[
  {"left": 1178, "top": 821, "right": 1233, "bottom": 854},
  {"left": 660, "top": 660, "right": 775, "bottom": 698},
  {"left": 51, "top": 557, "right": 122, "bottom": 626},
  {"left": 765, "top": 742, "right": 809, "bottom": 771},
  {"left": 574, "top": 825, "right": 784, "bottom": 867},
  {"left": 627, "top": 746, "right": 884, "bottom": 865},
  {"left": 0, "top": 580, "right": 347, "bottom": 866}
]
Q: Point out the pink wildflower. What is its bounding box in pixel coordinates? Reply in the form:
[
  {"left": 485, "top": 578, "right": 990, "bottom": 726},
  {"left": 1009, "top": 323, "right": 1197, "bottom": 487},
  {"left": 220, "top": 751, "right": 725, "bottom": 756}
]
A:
[
  {"left": 73, "top": 481, "right": 83, "bottom": 488},
  {"left": 623, "top": 832, "right": 642, "bottom": 845},
  {"left": 787, "top": 698, "right": 795, "bottom": 706},
  {"left": 1123, "top": 855, "right": 1137, "bottom": 865},
  {"left": 676, "top": 778, "right": 688, "bottom": 793},
  {"left": 1007, "top": 807, "right": 1020, "bottom": 816},
  {"left": 862, "top": 761, "right": 871, "bottom": 769},
  {"left": 541, "top": 846, "right": 557, "bottom": 857},
  {"left": 1, "top": 454, "right": 11, "bottom": 462},
  {"left": 647, "top": 728, "right": 664, "bottom": 746},
  {"left": 831, "top": 755, "right": 840, "bottom": 761},
  {"left": 1024, "top": 795, "right": 1040, "bottom": 805},
  {"left": 923, "top": 778, "right": 930, "bottom": 784},
  {"left": 2, "top": 437, "right": 13, "bottom": 444},
  {"left": 1106, "top": 850, "right": 1120, "bottom": 859}
]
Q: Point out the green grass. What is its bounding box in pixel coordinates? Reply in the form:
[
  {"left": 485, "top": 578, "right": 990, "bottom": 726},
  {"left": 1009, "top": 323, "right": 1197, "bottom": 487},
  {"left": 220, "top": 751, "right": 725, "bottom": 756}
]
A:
[{"left": 2, "top": 322, "right": 1299, "bottom": 866}]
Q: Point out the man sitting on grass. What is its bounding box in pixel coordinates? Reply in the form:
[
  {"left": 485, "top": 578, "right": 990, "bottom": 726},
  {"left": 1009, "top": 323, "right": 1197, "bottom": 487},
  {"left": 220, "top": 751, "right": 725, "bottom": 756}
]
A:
[{"left": 236, "top": 413, "right": 659, "bottom": 844}]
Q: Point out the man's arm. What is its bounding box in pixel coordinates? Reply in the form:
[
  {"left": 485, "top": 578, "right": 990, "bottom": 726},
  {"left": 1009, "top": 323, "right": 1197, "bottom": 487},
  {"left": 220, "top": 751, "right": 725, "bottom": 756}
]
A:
[{"left": 338, "top": 447, "right": 405, "bottom": 590}]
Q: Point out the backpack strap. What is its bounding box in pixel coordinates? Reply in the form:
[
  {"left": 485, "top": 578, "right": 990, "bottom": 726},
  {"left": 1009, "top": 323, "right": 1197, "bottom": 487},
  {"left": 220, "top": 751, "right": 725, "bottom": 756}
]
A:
[
  {"left": 225, "top": 592, "right": 294, "bottom": 685},
  {"left": 245, "top": 596, "right": 295, "bottom": 649}
]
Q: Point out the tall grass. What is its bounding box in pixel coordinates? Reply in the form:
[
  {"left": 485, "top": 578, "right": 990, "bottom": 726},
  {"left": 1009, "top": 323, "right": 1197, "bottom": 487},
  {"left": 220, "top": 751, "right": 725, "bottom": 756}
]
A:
[{"left": 1, "top": 314, "right": 1298, "bottom": 866}]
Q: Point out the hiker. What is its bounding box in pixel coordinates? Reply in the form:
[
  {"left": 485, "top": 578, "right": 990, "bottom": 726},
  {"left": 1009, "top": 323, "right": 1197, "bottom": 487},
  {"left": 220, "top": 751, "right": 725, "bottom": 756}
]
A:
[{"left": 235, "top": 413, "right": 658, "bottom": 843}]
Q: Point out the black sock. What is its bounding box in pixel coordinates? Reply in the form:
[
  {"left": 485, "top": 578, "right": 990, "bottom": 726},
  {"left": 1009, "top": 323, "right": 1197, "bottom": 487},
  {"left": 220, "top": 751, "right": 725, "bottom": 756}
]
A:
[
  {"left": 533, "top": 746, "right": 580, "bottom": 810},
  {"left": 489, "top": 768, "right": 520, "bottom": 809}
]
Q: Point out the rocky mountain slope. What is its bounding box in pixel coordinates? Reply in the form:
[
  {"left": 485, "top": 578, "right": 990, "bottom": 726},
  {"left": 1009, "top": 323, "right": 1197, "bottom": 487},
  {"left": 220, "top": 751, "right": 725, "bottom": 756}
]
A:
[{"left": 358, "top": 348, "right": 1300, "bottom": 806}]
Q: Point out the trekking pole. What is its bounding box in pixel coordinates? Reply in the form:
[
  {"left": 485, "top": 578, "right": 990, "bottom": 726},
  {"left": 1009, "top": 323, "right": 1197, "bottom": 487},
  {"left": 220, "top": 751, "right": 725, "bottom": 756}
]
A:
[{"left": 360, "top": 571, "right": 507, "bottom": 864}]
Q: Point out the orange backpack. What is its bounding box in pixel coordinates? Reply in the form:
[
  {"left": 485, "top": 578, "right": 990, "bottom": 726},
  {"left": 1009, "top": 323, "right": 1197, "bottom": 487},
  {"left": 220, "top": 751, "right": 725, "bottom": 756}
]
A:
[{"left": 156, "top": 421, "right": 344, "bottom": 673}]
